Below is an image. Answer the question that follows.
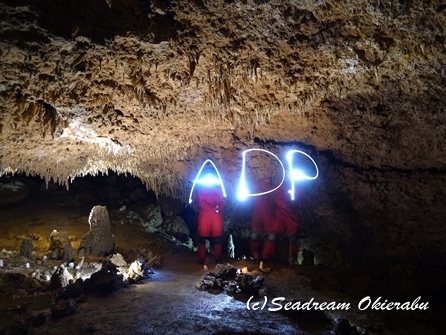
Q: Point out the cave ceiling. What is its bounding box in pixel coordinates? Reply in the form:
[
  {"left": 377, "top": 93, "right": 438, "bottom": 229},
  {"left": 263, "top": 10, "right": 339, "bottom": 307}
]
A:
[{"left": 0, "top": 0, "right": 445, "bottom": 198}]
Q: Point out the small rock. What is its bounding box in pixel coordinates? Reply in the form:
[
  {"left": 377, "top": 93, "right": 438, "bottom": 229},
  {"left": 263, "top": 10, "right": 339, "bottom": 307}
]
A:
[
  {"left": 128, "top": 259, "right": 151, "bottom": 283},
  {"left": 50, "top": 264, "right": 74, "bottom": 289},
  {"left": 49, "top": 230, "right": 74, "bottom": 263},
  {"left": 51, "top": 299, "right": 77, "bottom": 319},
  {"left": 20, "top": 238, "right": 34, "bottom": 258},
  {"left": 334, "top": 317, "right": 352, "bottom": 335},
  {"left": 110, "top": 253, "right": 127, "bottom": 267},
  {"left": 29, "top": 312, "right": 46, "bottom": 327}
]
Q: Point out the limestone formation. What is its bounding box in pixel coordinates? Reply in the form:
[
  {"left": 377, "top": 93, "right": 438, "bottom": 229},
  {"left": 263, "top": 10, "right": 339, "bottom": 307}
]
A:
[
  {"left": 0, "top": 0, "right": 445, "bottom": 292},
  {"left": 198, "top": 263, "right": 267, "bottom": 296},
  {"left": 49, "top": 230, "right": 74, "bottom": 263},
  {"left": 84, "top": 261, "right": 124, "bottom": 295},
  {"left": 19, "top": 238, "right": 33, "bottom": 259},
  {"left": 79, "top": 205, "right": 115, "bottom": 257},
  {"left": 1, "top": 0, "right": 444, "bottom": 196},
  {"left": 140, "top": 203, "right": 163, "bottom": 232},
  {"left": 162, "top": 215, "right": 190, "bottom": 242},
  {"left": 50, "top": 264, "right": 74, "bottom": 290},
  {"left": 127, "top": 259, "right": 152, "bottom": 283},
  {"left": 110, "top": 253, "right": 127, "bottom": 267}
]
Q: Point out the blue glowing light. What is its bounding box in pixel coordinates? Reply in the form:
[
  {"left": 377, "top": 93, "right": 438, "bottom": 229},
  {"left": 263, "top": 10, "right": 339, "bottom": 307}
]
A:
[
  {"left": 290, "top": 169, "right": 306, "bottom": 181},
  {"left": 195, "top": 173, "right": 221, "bottom": 186},
  {"left": 285, "top": 150, "right": 319, "bottom": 200},
  {"left": 237, "top": 149, "right": 285, "bottom": 201},
  {"left": 188, "top": 159, "right": 227, "bottom": 204}
]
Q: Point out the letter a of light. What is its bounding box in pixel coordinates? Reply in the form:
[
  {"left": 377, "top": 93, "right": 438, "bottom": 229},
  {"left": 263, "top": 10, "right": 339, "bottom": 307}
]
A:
[
  {"left": 237, "top": 149, "right": 285, "bottom": 201},
  {"left": 285, "top": 150, "right": 319, "bottom": 200},
  {"left": 188, "top": 159, "right": 227, "bottom": 204}
]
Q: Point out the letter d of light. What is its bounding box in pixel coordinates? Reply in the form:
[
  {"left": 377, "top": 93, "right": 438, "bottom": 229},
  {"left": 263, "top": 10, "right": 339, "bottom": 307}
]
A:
[{"left": 237, "top": 149, "right": 285, "bottom": 201}]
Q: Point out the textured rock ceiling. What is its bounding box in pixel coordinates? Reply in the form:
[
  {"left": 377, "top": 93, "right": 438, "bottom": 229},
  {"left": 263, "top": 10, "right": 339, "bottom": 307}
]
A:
[{"left": 1, "top": 0, "right": 445, "bottom": 199}]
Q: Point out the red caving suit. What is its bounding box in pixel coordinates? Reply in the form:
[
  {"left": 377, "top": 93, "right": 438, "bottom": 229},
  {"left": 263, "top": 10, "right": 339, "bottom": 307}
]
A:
[
  {"left": 249, "top": 183, "right": 275, "bottom": 259},
  {"left": 261, "top": 185, "right": 308, "bottom": 261},
  {"left": 197, "top": 185, "right": 226, "bottom": 263}
]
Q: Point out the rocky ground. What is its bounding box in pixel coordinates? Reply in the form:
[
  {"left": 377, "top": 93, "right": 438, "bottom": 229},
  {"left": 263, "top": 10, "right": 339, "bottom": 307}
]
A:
[
  {"left": 0, "top": 250, "right": 441, "bottom": 335},
  {"left": 0, "top": 181, "right": 443, "bottom": 335}
]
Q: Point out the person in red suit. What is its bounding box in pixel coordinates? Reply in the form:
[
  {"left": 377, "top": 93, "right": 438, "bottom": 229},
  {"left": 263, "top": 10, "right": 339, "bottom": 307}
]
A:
[
  {"left": 249, "top": 178, "right": 275, "bottom": 260},
  {"left": 196, "top": 183, "right": 226, "bottom": 265},
  {"left": 261, "top": 184, "right": 307, "bottom": 264}
]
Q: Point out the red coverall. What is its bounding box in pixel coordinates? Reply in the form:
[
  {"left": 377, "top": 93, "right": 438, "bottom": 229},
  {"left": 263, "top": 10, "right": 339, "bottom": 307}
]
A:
[
  {"left": 249, "top": 181, "right": 275, "bottom": 259},
  {"left": 196, "top": 185, "right": 226, "bottom": 264},
  {"left": 261, "top": 185, "right": 307, "bottom": 262}
]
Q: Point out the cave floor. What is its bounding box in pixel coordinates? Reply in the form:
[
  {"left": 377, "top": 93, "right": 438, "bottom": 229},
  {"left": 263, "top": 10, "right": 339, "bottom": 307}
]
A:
[
  {"left": 0, "top": 250, "right": 438, "bottom": 335},
  {"left": 0, "top": 196, "right": 440, "bottom": 335}
]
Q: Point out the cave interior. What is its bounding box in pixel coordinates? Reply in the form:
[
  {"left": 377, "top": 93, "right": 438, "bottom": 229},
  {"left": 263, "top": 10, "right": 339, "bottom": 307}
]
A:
[{"left": 0, "top": 0, "right": 445, "bottom": 334}]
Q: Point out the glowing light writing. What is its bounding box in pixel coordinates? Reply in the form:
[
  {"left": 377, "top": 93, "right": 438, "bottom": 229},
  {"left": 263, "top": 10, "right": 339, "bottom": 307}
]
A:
[
  {"left": 285, "top": 150, "right": 319, "bottom": 200},
  {"left": 188, "top": 159, "right": 227, "bottom": 204},
  {"left": 237, "top": 149, "right": 285, "bottom": 201},
  {"left": 188, "top": 149, "right": 319, "bottom": 203}
]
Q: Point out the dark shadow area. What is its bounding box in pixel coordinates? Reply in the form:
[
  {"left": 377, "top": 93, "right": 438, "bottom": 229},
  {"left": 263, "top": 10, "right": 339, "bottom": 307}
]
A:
[
  {"left": 0, "top": 173, "right": 445, "bottom": 334},
  {"left": 2, "top": 0, "right": 183, "bottom": 44},
  {"left": 0, "top": 171, "right": 156, "bottom": 210}
]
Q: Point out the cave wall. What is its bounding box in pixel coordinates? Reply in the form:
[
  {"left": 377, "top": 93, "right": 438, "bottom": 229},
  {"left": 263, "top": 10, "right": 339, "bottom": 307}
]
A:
[
  {"left": 1, "top": 0, "right": 446, "bottom": 276},
  {"left": 303, "top": 155, "right": 446, "bottom": 268}
]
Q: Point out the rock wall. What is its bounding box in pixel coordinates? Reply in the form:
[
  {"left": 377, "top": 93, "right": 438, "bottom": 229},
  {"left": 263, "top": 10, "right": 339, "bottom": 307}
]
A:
[
  {"left": 302, "top": 154, "right": 446, "bottom": 269},
  {"left": 0, "top": 0, "right": 445, "bottom": 296},
  {"left": 1, "top": 0, "right": 445, "bottom": 197}
]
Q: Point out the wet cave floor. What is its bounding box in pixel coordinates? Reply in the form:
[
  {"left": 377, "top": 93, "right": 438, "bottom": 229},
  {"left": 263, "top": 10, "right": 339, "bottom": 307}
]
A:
[{"left": 0, "top": 193, "right": 441, "bottom": 335}]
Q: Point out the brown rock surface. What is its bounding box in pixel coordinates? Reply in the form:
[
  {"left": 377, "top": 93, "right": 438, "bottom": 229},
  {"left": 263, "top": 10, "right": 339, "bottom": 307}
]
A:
[
  {"left": 1, "top": 1, "right": 444, "bottom": 189},
  {"left": 0, "top": 1, "right": 445, "bottom": 325}
]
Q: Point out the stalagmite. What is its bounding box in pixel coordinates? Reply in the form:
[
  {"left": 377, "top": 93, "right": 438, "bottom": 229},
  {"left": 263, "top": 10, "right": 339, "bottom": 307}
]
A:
[{"left": 78, "top": 205, "right": 115, "bottom": 257}]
